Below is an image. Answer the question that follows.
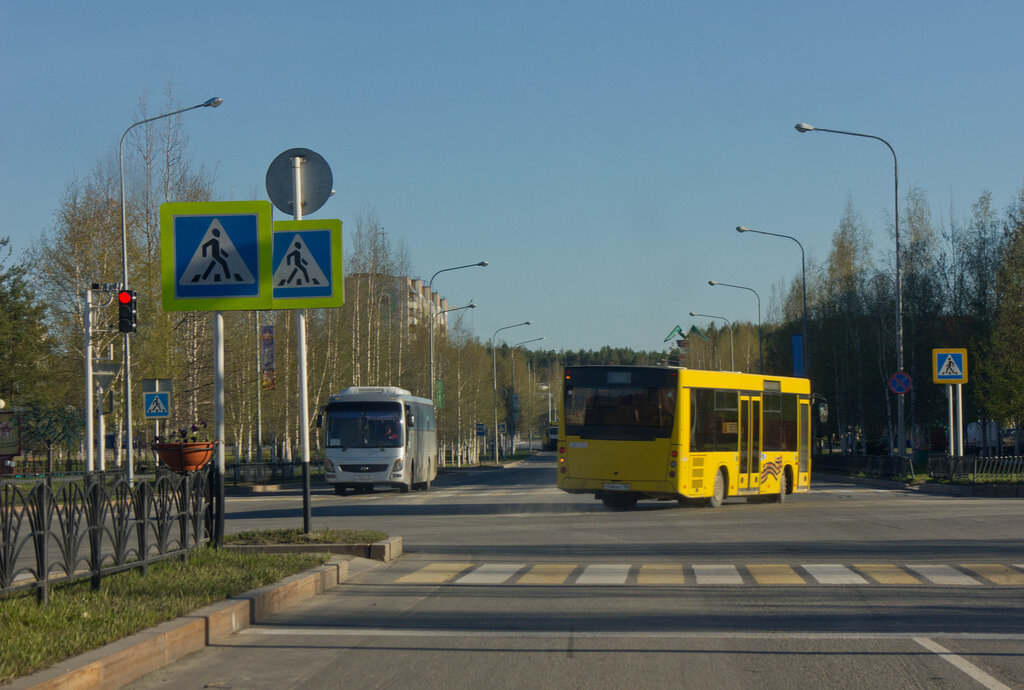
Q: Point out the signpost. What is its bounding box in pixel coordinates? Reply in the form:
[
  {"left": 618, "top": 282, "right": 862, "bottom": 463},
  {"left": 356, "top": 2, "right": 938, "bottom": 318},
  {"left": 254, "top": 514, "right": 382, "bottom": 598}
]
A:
[{"left": 934, "top": 348, "right": 968, "bottom": 457}]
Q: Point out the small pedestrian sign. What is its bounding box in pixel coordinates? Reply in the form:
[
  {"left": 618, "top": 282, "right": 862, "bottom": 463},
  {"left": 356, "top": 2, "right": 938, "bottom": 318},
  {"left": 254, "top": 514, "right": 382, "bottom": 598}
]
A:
[
  {"left": 160, "top": 201, "right": 273, "bottom": 311},
  {"left": 476, "top": 423, "right": 486, "bottom": 437},
  {"left": 933, "top": 348, "right": 968, "bottom": 384},
  {"left": 271, "top": 219, "right": 344, "bottom": 309},
  {"left": 144, "top": 392, "right": 170, "bottom": 419}
]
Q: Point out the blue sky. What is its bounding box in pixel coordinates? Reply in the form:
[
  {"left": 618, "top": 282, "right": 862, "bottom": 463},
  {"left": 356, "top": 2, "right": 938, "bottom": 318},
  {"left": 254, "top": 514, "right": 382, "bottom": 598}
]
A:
[{"left": 3, "top": 1, "right": 1023, "bottom": 352}]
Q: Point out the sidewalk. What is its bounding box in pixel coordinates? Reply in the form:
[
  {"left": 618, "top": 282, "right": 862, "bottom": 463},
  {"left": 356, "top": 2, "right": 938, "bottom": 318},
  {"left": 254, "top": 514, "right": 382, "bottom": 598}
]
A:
[{"left": 815, "top": 472, "right": 1024, "bottom": 498}]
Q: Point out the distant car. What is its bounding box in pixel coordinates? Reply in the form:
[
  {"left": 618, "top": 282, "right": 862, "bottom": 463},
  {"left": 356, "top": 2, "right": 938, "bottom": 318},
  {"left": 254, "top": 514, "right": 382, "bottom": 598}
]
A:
[{"left": 546, "top": 425, "right": 559, "bottom": 451}]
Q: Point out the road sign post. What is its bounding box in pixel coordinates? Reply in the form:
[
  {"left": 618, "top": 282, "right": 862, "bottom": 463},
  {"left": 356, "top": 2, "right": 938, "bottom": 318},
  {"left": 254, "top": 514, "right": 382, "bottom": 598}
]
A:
[{"left": 933, "top": 349, "right": 968, "bottom": 457}]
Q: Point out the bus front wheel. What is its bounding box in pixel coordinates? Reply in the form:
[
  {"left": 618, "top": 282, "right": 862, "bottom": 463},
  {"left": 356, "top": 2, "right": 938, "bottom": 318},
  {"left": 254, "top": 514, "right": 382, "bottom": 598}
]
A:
[
  {"left": 333, "top": 485, "right": 347, "bottom": 496},
  {"left": 708, "top": 470, "right": 725, "bottom": 508}
]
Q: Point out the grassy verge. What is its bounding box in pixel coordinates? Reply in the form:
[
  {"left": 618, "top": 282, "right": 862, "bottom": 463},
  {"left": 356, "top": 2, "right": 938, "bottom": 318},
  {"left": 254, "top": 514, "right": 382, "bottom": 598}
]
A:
[
  {"left": 0, "top": 548, "right": 328, "bottom": 682},
  {"left": 225, "top": 527, "right": 388, "bottom": 545}
]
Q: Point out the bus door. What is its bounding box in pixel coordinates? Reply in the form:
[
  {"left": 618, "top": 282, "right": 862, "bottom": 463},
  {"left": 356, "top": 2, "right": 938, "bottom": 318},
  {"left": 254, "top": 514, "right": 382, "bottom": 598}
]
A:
[{"left": 738, "top": 395, "right": 762, "bottom": 492}]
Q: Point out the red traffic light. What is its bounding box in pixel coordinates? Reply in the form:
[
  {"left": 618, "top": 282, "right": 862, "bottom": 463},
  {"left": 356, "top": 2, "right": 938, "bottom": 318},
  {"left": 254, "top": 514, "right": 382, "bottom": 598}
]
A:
[{"left": 118, "top": 290, "right": 132, "bottom": 305}]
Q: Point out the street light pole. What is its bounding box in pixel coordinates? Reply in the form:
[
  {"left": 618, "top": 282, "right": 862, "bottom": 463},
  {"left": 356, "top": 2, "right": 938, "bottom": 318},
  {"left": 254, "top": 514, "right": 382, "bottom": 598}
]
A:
[
  {"left": 492, "top": 321, "right": 531, "bottom": 462},
  {"left": 795, "top": 121, "right": 905, "bottom": 456},
  {"left": 430, "top": 301, "right": 476, "bottom": 402},
  {"left": 689, "top": 312, "right": 733, "bottom": 371},
  {"left": 736, "top": 225, "right": 808, "bottom": 377},
  {"left": 428, "top": 261, "right": 488, "bottom": 403},
  {"left": 708, "top": 280, "right": 762, "bottom": 373},
  {"left": 510, "top": 337, "right": 544, "bottom": 444},
  {"left": 118, "top": 96, "right": 222, "bottom": 484}
]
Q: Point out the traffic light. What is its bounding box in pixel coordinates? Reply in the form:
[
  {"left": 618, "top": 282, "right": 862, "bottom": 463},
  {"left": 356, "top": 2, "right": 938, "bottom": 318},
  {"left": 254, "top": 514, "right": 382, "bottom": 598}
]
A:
[{"left": 117, "top": 290, "right": 137, "bottom": 333}]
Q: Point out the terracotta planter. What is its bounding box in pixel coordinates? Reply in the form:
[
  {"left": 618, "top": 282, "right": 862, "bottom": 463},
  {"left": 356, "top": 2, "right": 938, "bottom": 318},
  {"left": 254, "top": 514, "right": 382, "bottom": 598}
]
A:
[{"left": 152, "top": 441, "right": 217, "bottom": 472}]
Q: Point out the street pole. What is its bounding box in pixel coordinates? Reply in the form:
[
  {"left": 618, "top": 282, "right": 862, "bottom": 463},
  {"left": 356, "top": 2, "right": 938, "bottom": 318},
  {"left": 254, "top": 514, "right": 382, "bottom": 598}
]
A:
[
  {"left": 428, "top": 261, "right": 488, "bottom": 403},
  {"left": 736, "top": 226, "right": 807, "bottom": 377},
  {"left": 795, "top": 122, "right": 904, "bottom": 456},
  {"left": 689, "top": 312, "right": 733, "bottom": 371},
  {"left": 708, "top": 280, "right": 761, "bottom": 374},
  {"left": 292, "top": 155, "right": 313, "bottom": 534},
  {"left": 491, "top": 321, "right": 531, "bottom": 461},
  {"left": 118, "top": 96, "right": 222, "bottom": 484}
]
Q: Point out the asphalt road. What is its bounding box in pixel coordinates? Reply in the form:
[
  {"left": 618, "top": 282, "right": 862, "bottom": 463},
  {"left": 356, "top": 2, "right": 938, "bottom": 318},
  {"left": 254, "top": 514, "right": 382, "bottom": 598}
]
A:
[{"left": 131, "top": 454, "right": 1024, "bottom": 689}]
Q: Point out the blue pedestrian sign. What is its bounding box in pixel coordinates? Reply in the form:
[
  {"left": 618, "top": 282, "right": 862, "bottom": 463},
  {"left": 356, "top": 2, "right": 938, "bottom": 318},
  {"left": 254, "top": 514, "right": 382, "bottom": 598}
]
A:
[
  {"left": 143, "top": 392, "right": 170, "bottom": 419},
  {"left": 160, "top": 201, "right": 273, "bottom": 311},
  {"left": 476, "top": 423, "right": 487, "bottom": 437},
  {"left": 271, "top": 219, "right": 344, "bottom": 309},
  {"left": 933, "top": 348, "right": 968, "bottom": 384}
]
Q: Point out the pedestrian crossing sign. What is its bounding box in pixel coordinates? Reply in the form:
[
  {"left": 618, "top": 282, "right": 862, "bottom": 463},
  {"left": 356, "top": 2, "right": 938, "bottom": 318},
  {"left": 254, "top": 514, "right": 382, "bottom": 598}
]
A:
[
  {"left": 932, "top": 348, "right": 967, "bottom": 384},
  {"left": 160, "top": 201, "right": 274, "bottom": 311},
  {"left": 271, "top": 219, "right": 344, "bottom": 309},
  {"left": 143, "top": 392, "right": 171, "bottom": 419}
]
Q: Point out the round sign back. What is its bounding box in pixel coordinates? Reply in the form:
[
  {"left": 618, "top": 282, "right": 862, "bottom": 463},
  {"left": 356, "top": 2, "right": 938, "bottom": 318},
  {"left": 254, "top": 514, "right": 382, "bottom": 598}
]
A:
[{"left": 265, "top": 148, "right": 333, "bottom": 217}]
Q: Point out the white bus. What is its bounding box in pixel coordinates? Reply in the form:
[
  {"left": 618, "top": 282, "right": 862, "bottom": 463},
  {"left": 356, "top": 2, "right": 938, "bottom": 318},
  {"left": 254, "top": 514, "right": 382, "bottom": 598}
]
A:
[{"left": 321, "top": 386, "right": 437, "bottom": 495}]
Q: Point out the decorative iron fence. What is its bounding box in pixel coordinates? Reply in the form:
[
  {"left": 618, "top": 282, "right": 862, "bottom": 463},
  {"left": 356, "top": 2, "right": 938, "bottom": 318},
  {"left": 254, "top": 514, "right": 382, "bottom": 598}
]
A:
[
  {"left": 226, "top": 459, "right": 325, "bottom": 486},
  {"left": 0, "top": 468, "right": 212, "bottom": 605},
  {"left": 928, "top": 455, "right": 1024, "bottom": 483}
]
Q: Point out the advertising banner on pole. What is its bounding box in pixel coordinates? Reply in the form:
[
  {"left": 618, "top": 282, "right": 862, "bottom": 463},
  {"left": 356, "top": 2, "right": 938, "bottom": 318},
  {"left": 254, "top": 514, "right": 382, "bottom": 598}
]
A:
[{"left": 260, "top": 325, "right": 276, "bottom": 390}]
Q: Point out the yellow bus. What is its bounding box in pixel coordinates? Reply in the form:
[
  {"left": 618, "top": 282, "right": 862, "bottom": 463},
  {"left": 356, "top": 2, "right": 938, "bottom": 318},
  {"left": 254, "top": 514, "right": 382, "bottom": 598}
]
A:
[{"left": 556, "top": 365, "right": 812, "bottom": 510}]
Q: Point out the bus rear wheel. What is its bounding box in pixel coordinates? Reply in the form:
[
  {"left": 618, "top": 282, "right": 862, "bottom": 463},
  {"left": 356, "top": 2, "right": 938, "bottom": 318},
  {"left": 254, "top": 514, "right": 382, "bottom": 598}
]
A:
[
  {"left": 708, "top": 470, "right": 725, "bottom": 508},
  {"left": 601, "top": 494, "right": 637, "bottom": 511}
]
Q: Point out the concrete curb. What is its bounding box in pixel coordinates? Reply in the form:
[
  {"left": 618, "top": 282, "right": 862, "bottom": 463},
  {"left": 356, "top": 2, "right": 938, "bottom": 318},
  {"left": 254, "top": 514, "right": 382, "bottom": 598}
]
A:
[
  {"left": 224, "top": 535, "right": 403, "bottom": 560},
  {"left": 12, "top": 548, "right": 396, "bottom": 689}
]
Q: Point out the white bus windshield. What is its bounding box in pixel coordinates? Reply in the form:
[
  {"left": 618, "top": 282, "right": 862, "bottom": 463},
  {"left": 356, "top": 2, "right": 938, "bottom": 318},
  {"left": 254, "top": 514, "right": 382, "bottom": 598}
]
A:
[{"left": 325, "top": 402, "right": 403, "bottom": 449}]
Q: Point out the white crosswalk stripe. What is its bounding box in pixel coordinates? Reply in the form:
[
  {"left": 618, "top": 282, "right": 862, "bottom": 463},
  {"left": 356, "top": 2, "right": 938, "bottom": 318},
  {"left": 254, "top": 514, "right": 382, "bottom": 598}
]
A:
[
  {"left": 802, "top": 564, "right": 868, "bottom": 585},
  {"left": 907, "top": 564, "right": 982, "bottom": 586},
  {"left": 456, "top": 563, "right": 526, "bottom": 585},
  {"left": 576, "top": 564, "right": 631, "bottom": 585},
  {"left": 692, "top": 564, "right": 744, "bottom": 585}
]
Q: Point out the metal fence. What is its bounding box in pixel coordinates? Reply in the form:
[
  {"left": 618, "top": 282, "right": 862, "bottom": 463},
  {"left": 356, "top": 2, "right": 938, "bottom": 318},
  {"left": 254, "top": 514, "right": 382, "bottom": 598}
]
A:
[
  {"left": 226, "top": 459, "right": 325, "bottom": 486},
  {"left": 0, "top": 468, "right": 212, "bottom": 605},
  {"left": 928, "top": 455, "right": 1024, "bottom": 483},
  {"left": 812, "top": 453, "right": 915, "bottom": 478}
]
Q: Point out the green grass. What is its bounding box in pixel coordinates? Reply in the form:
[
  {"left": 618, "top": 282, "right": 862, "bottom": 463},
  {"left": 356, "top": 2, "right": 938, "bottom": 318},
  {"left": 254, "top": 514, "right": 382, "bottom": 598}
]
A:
[
  {"left": 225, "top": 527, "right": 388, "bottom": 545},
  {"left": 0, "top": 547, "right": 328, "bottom": 682}
]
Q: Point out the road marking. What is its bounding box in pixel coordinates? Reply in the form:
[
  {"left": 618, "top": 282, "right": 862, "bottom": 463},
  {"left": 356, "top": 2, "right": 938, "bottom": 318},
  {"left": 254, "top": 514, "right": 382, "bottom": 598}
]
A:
[
  {"left": 747, "top": 564, "right": 805, "bottom": 585},
  {"left": 395, "top": 563, "right": 474, "bottom": 584},
  {"left": 636, "top": 564, "right": 685, "bottom": 585},
  {"left": 455, "top": 563, "right": 525, "bottom": 585},
  {"left": 692, "top": 564, "right": 743, "bottom": 585},
  {"left": 517, "top": 564, "right": 576, "bottom": 585},
  {"left": 908, "top": 565, "right": 981, "bottom": 586},
  {"left": 803, "top": 564, "right": 868, "bottom": 585},
  {"left": 576, "top": 563, "right": 631, "bottom": 585},
  {"left": 854, "top": 564, "right": 921, "bottom": 585},
  {"left": 962, "top": 564, "right": 1024, "bottom": 585},
  {"left": 913, "top": 637, "right": 1012, "bottom": 690}
]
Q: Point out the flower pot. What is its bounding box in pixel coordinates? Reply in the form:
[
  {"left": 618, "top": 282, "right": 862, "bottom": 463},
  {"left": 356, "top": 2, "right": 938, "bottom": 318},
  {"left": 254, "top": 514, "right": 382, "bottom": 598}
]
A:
[{"left": 152, "top": 441, "right": 217, "bottom": 472}]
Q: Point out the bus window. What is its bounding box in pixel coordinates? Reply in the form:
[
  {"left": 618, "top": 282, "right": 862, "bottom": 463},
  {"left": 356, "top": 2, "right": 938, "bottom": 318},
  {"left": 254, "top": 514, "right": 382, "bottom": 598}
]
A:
[
  {"left": 325, "top": 401, "right": 404, "bottom": 449},
  {"left": 564, "top": 367, "right": 675, "bottom": 440},
  {"left": 690, "top": 389, "right": 739, "bottom": 452}
]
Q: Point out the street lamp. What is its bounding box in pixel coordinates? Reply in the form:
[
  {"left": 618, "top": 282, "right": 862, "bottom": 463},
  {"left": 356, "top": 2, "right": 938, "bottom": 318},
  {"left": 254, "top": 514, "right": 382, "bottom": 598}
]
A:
[
  {"left": 795, "top": 121, "right": 905, "bottom": 456},
  {"left": 118, "top": 96, "right": 223, "bottom": 483},
  {"left": 510, "top": 337, "right": 544, "bottom": 446},
  {"left": 492, "top": 321, "right": 531, "bottom": 461},
  {"left": 428, "top": 261, "right": 488, "bottom": 402},
  {"left": 431, "top": 301, "right": 476, "bottom": 400},
  {"left": 736, "top": 225, "right": 808, "bottom": 377},
  {"left": 689, "top": 312, "right": 733, "bottom": 371},
  {"left": 708, "top": 280, "right": 762, "bottom": 373}
]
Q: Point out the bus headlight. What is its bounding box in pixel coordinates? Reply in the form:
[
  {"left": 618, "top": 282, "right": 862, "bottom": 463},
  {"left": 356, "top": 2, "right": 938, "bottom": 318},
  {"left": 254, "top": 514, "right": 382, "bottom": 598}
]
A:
[{"left": 391, "top": 457, "right": 404, "bottom": 477}]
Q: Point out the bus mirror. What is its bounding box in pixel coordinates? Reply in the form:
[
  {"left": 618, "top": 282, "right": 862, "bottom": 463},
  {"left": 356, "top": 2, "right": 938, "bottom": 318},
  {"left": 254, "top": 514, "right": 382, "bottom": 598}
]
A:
[
  {"left": 407, "top": 413, "right": 415, "bottom": 429},
  {"left": 818, "top": 402, "right": 829, "bottom": 424}
]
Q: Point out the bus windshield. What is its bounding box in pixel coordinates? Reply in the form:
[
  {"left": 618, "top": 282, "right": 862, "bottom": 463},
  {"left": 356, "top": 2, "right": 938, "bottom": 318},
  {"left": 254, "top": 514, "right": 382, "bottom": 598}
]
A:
[
  {"left": 325, "top": 401, "right": 403, "bottom": 449},
  {"left": 563, "top": 367, "right": 676, "bottom": 440}
]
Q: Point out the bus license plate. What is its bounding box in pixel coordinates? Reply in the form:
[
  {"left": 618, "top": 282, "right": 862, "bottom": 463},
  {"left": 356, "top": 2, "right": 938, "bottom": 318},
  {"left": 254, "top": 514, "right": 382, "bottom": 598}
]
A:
[
  {"left": 355, "top": 474, "right": 373, "bottom": 481},
  {"left": 603, "top": 483, "right": 630, "bottom": 491}
]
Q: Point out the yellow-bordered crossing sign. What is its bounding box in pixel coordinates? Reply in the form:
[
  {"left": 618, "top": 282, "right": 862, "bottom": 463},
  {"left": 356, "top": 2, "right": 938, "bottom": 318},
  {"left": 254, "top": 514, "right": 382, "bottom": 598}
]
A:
[{"left": 932, "top": 348, "right": 967, "bottom": 384}]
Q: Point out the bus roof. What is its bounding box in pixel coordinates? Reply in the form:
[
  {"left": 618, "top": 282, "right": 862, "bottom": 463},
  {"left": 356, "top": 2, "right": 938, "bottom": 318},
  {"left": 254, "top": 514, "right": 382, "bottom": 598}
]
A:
[
  {"left": 328, "top": 386, "right": 434, "bottom": 406},
  {"left": 563, "top": 365, "right": 810, "bottom": 395}
]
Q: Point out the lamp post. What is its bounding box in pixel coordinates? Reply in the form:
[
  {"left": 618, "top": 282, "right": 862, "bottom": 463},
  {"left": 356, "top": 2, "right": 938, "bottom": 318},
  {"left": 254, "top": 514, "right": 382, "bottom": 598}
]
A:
[
  {"left": 431, "top": 301, "right": 476, "bottom": 403},
  {"left": 736, "top": 225, "right": 808, "bottom": 377},
  {"left": 795, "top": 121, "right": 905, "bottom": 456},
  {"left": 492, "top": 321, "right": 531, "bottom": 461},
  {"left": 708, "top": 280, "right": 761, "bottom": 373},
  {"left": 510, "top": 337, "right": 544, "bottom": 444},
  {"left": 428, "top": 261, "right": 488, "bottom": 403},
  {"left": 689, "top": 312, "right": 733, "bottom": 371},
  {"left": 118, "top": 96, "right": 222, "bottom": 484}
]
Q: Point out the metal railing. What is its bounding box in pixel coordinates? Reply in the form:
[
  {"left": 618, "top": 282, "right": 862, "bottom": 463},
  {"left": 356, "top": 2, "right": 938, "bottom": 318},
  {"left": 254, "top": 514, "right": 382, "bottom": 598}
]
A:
[
  {"left": 812, "top": 454, "right": 914, "bottom": 479},
  {"left": 226, "top": 459, "right": 325, "bottom": 486},
  {"left": 928, "top": 455, "right": 1024, "bottom": 483},
  {"left": 1, "top": 468, "right": 212, "bottom": 605}
]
